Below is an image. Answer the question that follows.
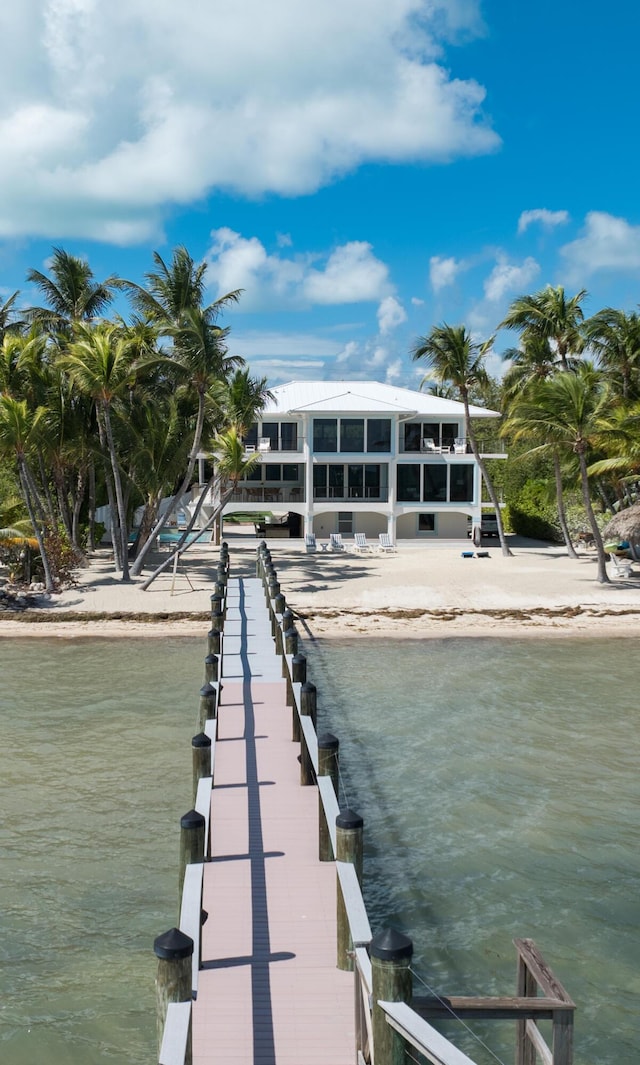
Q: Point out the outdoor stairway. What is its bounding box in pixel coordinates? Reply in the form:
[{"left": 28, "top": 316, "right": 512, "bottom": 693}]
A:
[{"left": 192, "top": 576, "right": 354, "bottom": 1063}]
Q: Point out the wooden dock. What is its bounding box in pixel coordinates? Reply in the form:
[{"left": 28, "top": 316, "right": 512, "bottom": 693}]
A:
[
  {"left": 191, "top": 576, "right": 354, "bottom": 1063},
  {"left": 157, "top": 545, "right": 576, "bottom": 1065}
]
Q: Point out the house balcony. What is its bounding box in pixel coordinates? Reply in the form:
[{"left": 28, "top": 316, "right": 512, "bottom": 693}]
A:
[{"left": 243, "top": 438, "right": 303, "bottom": 455}]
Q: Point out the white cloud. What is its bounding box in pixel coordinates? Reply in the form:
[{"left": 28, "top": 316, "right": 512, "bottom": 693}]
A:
[
  {"left": 483, "top": 255, "right": 539, "bottom": 302},
  {"left": 0, "top": 0, "right": 499, "bottom": 242},
  {"left": 560, "top": 211, "right": 640, "bottom": 278},
  {"left": 411, "top": 296, "right": 425, "bottom": 306},
  {"left": 429, "top": 255, "right": 466, "bottom": 291},
  {"left": 205, "top": 230, "right": 393, "bottom": 310},
  {"left": 377, "top": 296, "right": 407, "bottom": 335},
  {"left": 517, "top": 208, "right": 570, "bottom": 234}
]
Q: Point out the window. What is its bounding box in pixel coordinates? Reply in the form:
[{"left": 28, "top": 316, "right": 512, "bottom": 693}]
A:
[
  {"left": 261, "top": 422, "right": 278, "bottom": 449},
  {"left": 348, "top": 464, "right": 364, "bottom": 498},
  {"left": 340, "top": 418, "right": 365, "bottom": 452},
  {"left": 367, "top": 419, "right": 391, "bottom": 452},
  {"left": 280, "top": 423, "right": 298, "bottom": 450},
  {"left": 423, "top": 465, "right": 447, "bottom": 502},
  {"left": 329, "top": 464, "right": 344, "bottom": 497},
  {"left": 264, "top": 464, "right": 281, "bottom": 481},
  {"left": 313, "top": 464, "right": 328, "bottom": 498},
  {"left": 338, "top": 512, "right": 353, "bottom": 534},
  {"left": 418, "top": 514, "right": 436, "bottom": 532},
  {"left": 397, "top": 465, "right": 421, "bottom": 501},
  {"left": 364, "top": 464, "right": 381, "bottom": 498},
  {"left": 441, "top": 422, "right": 458, "bottom": 450},
  {"left": 449, "top": 464, "right": 474, "bottom": 502},
  {"left": 282, "top": 464, "right": 299, "bottom": 481},
  {"left": 245, "top": 423, "right": 258, "bottom": 447},
  {"left": 313, "top": 419, "right": 337, "bottom": 452},
  {"left": 404, "top": 424, "right": 421, "bottom": 452}
]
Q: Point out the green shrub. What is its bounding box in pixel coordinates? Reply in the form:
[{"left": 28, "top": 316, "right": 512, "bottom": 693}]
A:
[{"left": 505, "top": 504, "right": 560, "bottom": 541}]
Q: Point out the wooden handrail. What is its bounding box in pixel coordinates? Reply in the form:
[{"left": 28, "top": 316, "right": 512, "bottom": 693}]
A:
[
  {"left": 514, "top": 939, "right": 575, "bottom": 1006},
  {"left": 413, "top": 994, "right": 572, "bottom": 1020},
  {"left": 380, "top": 1001, "right": 478, "bottom": 1065},
  {"left": 159, "top": 1001, "right": 191, "bottom": 1065}
]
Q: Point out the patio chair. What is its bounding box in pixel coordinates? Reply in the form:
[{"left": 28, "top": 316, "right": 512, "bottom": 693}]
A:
[
  {"left": 378, "top": 533, "right": 396, "bottom": 553},
  {"left": 353, "top": 533, "right": 373, "bottom": 553},
  {"left": 421, "top": 438, "right": 440, "bottom": 454},
  {"left": 329, "top": 533, "right": 345, "bottom": 551},
  {"left": 305, "top": 533, "right": 317, "bottom": 553},
  {"left": 453, "top": 438, "right": 467, "bottom": 454},
  {"left": 609, "top": 553, "right": 633, "bottom": 578}
]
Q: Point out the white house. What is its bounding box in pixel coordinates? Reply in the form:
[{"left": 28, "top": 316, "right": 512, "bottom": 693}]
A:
[{"left": 210, "top": 380, "right": 504, "bottom": 541}]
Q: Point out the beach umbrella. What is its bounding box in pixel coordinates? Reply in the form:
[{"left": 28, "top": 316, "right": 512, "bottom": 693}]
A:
[{"left": 601, "top": 503, "right": 640, "bottom": 554}]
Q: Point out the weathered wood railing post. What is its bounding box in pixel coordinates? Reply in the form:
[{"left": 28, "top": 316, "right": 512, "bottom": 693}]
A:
[
  {"left": 178, "top": 810, "right": 205, "bottom": 901},
  {"left": 255, "top": 540, "right": 266, "bottom": 576},
  {"left": 371, "top": 928, "right": 413, "bottom": 1065},
  {"left": 154, "top": 928, "right": 194, "bottom": 1063},
  {"left": 299, "top": 681, "right": 317, "bottom": 785},
  {"left": 317, "top": 732, "right": 339, "bottom": 861},
  {"left": 192, "top": 732, "right": 212, "bottom": 800},
  {"left": 516, "top": 948, "right": 537, "bottom": 1065},
  {"left": 336, "top": 808, "right": 363, "bottom": 970}
]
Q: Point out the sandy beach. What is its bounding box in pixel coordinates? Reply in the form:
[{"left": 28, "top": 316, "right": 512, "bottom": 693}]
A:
[{"left": 1, "top": 528, "right": 639, "bottom": 640}]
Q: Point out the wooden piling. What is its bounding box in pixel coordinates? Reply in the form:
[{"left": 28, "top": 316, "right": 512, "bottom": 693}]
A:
[
  {"left": 198, "top": 683, "right": 217, "bottom": 729},
  {"left": 203, "top": 653, "right": 218, "bottom": 684},
  {"left": 192, "top": 732, "right": 212, "bottom": 800},
  {"left": 370, "top": 928, "right": 413, "bottom": 1065},
  {"left": 299, "top": 681, "right": 317, "bottom": 786},
  {"left": 290, "top": 653, "right": 306, "bottom": 738},
  {"left": 207, "top": 628, "right": 220, "bottom": 656},
  {"left": 336, "top": 808, "right": 364, "bottom": 970},
  {"left": 178, "top": 810, "right": 205, "bottom": 901},
  {"left": 317, "top": 732, "right": 339, "bottom": 861},
  {"left": 154, "top": 927, "right": 194, "bottom": 1062}
]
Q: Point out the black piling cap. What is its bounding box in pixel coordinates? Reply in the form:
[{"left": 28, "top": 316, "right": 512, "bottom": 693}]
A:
[
  {"left": 318, "top": 732, "right": 339, "bottom": 751},
  {"left": 180, "top": 809, "right": 206, "bottom": 831},
  {"left": 221, "top": 541, "right": 228, "bottom": 549},
  {"left": 370, "top": 927, "right": 413, "bottom": 961},
  {"left": 301, "top": 681, "right": 317, "bottom": 694},
  {"left": 292, "top": 652, "right": 306, "bottom": 664},
  {"left": 336, "top": 808, "right": 363, "bottom": 830},
  {"left": 200, "top": 682, "right": 217, "bottom": 698},
  {"left": 154, "top": 927, "right": 194, "bottom": 960},
  {"left": 192, "top": 732, "right": 212, "bottom": 748},
  {"left": 204, "top": 653, "right": 218, "bottom": 666},
  {"left": 282, "top": 608, "right": 294, "bottom": 624}
]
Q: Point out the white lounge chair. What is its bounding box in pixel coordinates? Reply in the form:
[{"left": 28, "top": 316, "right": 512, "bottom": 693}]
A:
[
  {"left": 378, "top": 533, "right": 396, "bottom": 553},
  {"left": 329, "top": 533, "right": 345, "bottom": 551},
  {"left": 305, "top": 533, "right": 317, "bottom": 552},
  {"left": 421, "top": 438, "right": 440, "bottom": 454},
  {"left": 353, "top": 533, "right": 372, "bottom": 553},
  {"left": 609, "top": 553, "right": 633, "bottom": 578}
]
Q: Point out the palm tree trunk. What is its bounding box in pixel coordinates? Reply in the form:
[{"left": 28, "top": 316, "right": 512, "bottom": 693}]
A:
[
  {"left": 578, "top": 451, "right": 609, "bottom": 583},
  {"left": 130, "top": 391, "right": 206, "bottom": 576},
  {"left": 17, "top": 458, "right": 55, "bottom": 593},
  {"left": 464, "top": 396, "right": 512, "bottom": 556},
  {"left": 101, "top": 401, "right": 130, "bottom": 582},
  {"left": 553, "top": 452, "right": 578, "bottom": 558},
  {"left": 87, "top": 459, "right": 96, "bottom": 551},
  {"left": 96, "top": 411, "right": 122, "bottom": 571}
]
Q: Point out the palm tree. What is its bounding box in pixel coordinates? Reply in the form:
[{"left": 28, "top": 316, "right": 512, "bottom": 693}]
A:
[
  {"left": 121, "top": 247, "right": 242, "bottom": 575},
  {"left": 60, "top": 323, "right": 162, "bottom": 581},
  {"left": 0, "top": 291, "right": 25, "bottom": 340},
  {"left": 501, "top": 332, "right": 578, "bottom": 557},
  {"left": 139, "top": 427, "right": 260, "bottom": 591},
  {"left": 411, "top": 323, "right": 512, "bottom": 556},
  {"left": 26, "top": 247, "right": 117, "bottom": 332},
  {"left": 0, "top": 397, "right": 55, "bottom": 590},
  {"left": 499, "top": 285, "right": 587, "bottom": 371},
  {"left": 502, "top": 364, "right": 611, "bottom": 582},
  {"left": 583, "top": 308, "right": 640, "bottom": 401}
]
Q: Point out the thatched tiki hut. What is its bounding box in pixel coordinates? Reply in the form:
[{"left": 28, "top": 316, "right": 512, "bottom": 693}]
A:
[{"left": 602, "top": 503, "right": 640, "bottom": 559}]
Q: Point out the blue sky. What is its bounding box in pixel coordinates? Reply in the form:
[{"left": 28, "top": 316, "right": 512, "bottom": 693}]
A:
[{"left": 2, "top": 0, "right": 640, "bottom": 386}]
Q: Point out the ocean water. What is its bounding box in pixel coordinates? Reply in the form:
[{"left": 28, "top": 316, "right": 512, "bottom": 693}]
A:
[
  {"left": 1, "top": 635, "right": 638, "bottom": 1064},
  {"left": 311, "top": 636, "right": 640, "bottom": 1065}
]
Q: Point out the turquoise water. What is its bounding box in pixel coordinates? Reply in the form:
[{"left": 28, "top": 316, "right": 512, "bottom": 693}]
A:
[
  {"left": 311, "top": 637, "right": 640, "bottom": 1065},
  {"left": 0, "top": 638, "right": 204, "bottom": 1063},
  {"left": 1, "top": 635, "right": 638, "bottom": 1064}
]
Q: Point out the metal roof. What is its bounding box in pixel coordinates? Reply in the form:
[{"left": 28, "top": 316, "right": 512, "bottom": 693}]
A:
[{"left": 262, "top": 380, "right": 500, "bottom": 419}]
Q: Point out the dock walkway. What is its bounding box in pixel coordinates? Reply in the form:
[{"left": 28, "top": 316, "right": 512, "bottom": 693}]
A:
[{"left": 192, "top": 576, "right": 354, "bottom": 1063}]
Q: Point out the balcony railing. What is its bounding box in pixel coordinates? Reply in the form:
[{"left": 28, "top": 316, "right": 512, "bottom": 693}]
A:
[
  {"left": 313, "top": 487, "right": 389, "bottom": 502},
  {"left": 229, "top": 486, "right": 305, "bottom": 505},
  {"left": 243, "top": 438, "right": 303, "bottom": 454}
]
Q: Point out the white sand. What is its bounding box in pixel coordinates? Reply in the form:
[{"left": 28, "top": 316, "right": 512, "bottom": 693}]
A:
[{"left": 1, "top": 529, "right": 639, "bottom": 640}]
